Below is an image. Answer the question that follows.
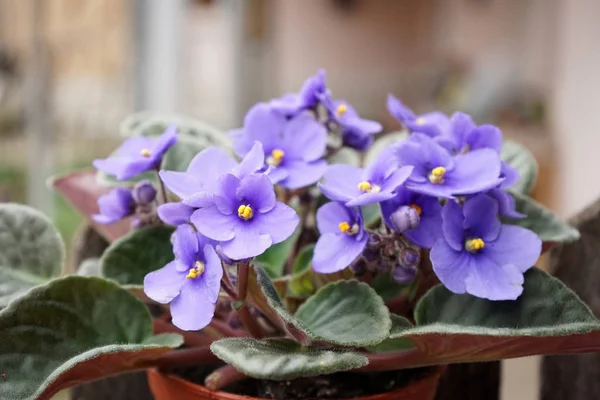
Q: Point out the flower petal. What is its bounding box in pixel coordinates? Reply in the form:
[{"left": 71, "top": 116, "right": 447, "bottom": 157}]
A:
[
  {"left": 346, "top": 191, "right": 395, "bottom": 207},
  {"left": 158, "top": 202, "right": 195, "bottom": 225},
  {"left": 484, "top": 225, "right": 541, "bottom": 273},
  {"left": 159, "top": 171, "right": 203, "bottom": 199},
  {"left": 234, "top": 141, "right": 265, "bottom": 178},
  {"left": 465, "top": 257, "right": 524, "bottom": 301},
  {"left": 441, "top": 200, "right": 465, "bottom": 251},
  {"left": 143, "top": 261, "right": 185, "bottom": 304},
  {"left": 381, "top": 166, "right": 413, "bottom": 193},
  {"left": 93, "top": 157, "right": 155, "bottom": 181},
  {"left": 387, "top": 94, "right": 416, "bottom": 123},
  {"left": 191, "top": 207, "right": 236, "bottom": 241},
  {"left": 462, "top": 195, "right": 501, "bottom": 241},
  {"left": 316, "top": 202, "right": 353, "bottom": 234},
  {"left": 219, "top": 221, "right": 273, "bottom": 260},
  {"left": 173, "top": 224, "right": 199, "bottom": 266},
  {"left": 214, "top": 173, "right": 241, "bottom": 215},
  {"left": 312, "top": 233, "right": 367, "bottom": 274},
  {"left": 319, "top": 164, "right": 363, "bottom": 202},
  {"left": 151, "top": 124, "right": 178, "bottom": 156},
  {"left": 445, "top": 149, "right": 503, "bottom": 194},
  {"left": 187, "top": 147, "right": 237, "bottom": 183},
  {"left": 280, "top": 160, "right": 327, "bottom": 190},
  {"left": 486, "top": 189, "right": 525, "bottom": 219},
  {"left": 430, "top": 239, "right": 472, "bottom": 294},
  {"left": 467, "top": 124, "right": 502, "bottom": 153},
  {"left": 254, "top": 202, "right": 299, "bottom": 244},
  {"left": 405, "top": 199, "right": 442, "bottom": 248},
  {"left": 281, "top": 115, "right": 327, "bottom": 162},
  {"left": 201, "top": 245, "right": 223, "bottom": 303},
  {"left": 170, "top": 280, "right": 217, "bottom": 331},
  {"left": 237, "top": 173, "right": 276, "bottom": 213},
  {"left": 243, "top": 103, "right": 287, "bottom": 150}
]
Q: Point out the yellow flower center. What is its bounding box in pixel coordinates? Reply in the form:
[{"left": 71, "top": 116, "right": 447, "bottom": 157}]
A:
[
  {"left": 140, "top": 148, "right": 151, "bottom": 157},
  {"left": 415, "top": 117, "right": 426, "bottom": 125},
  {"left": 465, "top": 238, "right": 485, "bottom": 253},
  {"left": 338, "top": 221, "right": 359, "bottom": 236},
  {"left": 237, "top": 204, "right": 254, "bottom": 220},
  {"left": 357, "top": 181, "right": 381, "bottom": 193},
  {"left": 186, "top": 261, "right": 205, "bottom": 279},
  {"left": 267, "top": 148, "right": 285, "bottom": 166},
  {"left": 428, "top": 166, "right": 446, "bottom": 184},
  {"left": 336, "top": 103, "right": 348, "bottom": 117},
  {"left": 409, "top": 204, "right": 422, "bottom": 216}
]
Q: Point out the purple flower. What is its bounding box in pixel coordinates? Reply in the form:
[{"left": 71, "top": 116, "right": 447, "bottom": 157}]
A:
[
  {"left": 132, "top": 181, "right": 157, "bottom": 205},
  {"left": 143, "top": 224, "right": 222, "bottom": 331},
  {"left": 158, "top": 202, "right": 196, "bottom": 226},
  {"left": 381, "top": 187, "right": 442, "bottom": 248},
  {"left": 430, "top": 195, "right": 541, "bottom": 300},
  {"left": 229, "top": 103, "right": 328, "bottom": 189},
  {"left": 325, "top": 98, "right": 382, "bottom": 151},
  {"left": 93, "top": 124, "right": 177, "bottom": 180},
  {"left": 269, "top": 70, "right": 327, "bottom": 116},
  {"left": 93, "top": 187, "right": 135, "bottom": 224},
  {"left": 319, "top": 149, "right": 413, "bottom": 207},
  {"left": 312, "top": 202, "right": 368, "bottom": 274},
  {"left": 478, "top": 161, "right": 524, "bottom": 219},
  {"left": 394, "top": 133, "right": 503, "bottom": 198},
  {"left": 437, "top": 112, "right": 502, "bottom": 154},
  {"left": 387, "top": 94, "right": 451, "bottom": 138},
  {"left": 191, "top": 173, "right": 299, "bottom": 260}
]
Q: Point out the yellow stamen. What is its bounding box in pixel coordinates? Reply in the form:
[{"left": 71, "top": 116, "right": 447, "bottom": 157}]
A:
[
  {"left": 415, "top": 117, "right": 426, "bottom": 125},
  {"left": 336, "top": 103, "right": 348, "bottom": 117},
  {"left": 428, "top": 166, "right": 446, "bottom": 184},
  {"left": 267, "top": 148, "right": 285, "bottom": 166},
  {"left": 357, "top": 181, "right": 381, "bottom": 193},
  {"left": 339, "top": 221, "right": 351, "bottom": 233},
  {"left": 186, "top": 261, "right": 205, "bottom": 279},
  {"left": 465, "top": 238, "right": 485, "bottom": 253},
  {"left": 237, "top": 204, "right": 254, "bottom": 220},
  {"left": 410, "top": 204, "right": 422, "bottom": 216},
  {"left": 140, "top": 148, "right": 151, "bottom": 157},
  {"left": 338, "top": 221, "right": 359, "bottom": 236}
]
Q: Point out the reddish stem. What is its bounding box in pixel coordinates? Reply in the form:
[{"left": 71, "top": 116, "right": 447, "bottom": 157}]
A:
[
  {"left": 205, "top": 364, "right": 248, "bottom": 390},
  {"left": 155, "top": 168, "right": 169, "bottom": 205},
  {"left": 357, "top": 349, "right": 427, "bottom": 372},
  {"left": 237, "top": 304, "right": 264, "bottom": 338},
  {"left": 154, "top": 346, "right": 221, "bottom": 369},
  {"left": 153, "top": 319, "right": 212, "bottom": 347},
  {"left": 209, "top": 319, "right": 246, "bottom": 338},
  {"left": 237, "top": 261, "right": 250, "bottom": 301}
]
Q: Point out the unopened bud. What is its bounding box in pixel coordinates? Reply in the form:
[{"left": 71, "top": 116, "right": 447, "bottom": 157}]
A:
[
  {"left": 399, "top": 247, "right": 420, "bottom": 268},
  {"left": 392, "top": 264, "right": 417, "bottom": 284},
  {"left": 133, "top": 181, "right": 157, "bottom": 205},
  {"left": 389, "top": 205, "right": 420, "bottom": 233},
  {"left": 351, "top": 259, "right": 367, "bottom": 276}
]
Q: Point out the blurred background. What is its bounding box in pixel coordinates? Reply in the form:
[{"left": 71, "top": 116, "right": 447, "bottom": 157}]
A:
[{"left": 0, "top": 0, "right": 596, "bottom": 399}]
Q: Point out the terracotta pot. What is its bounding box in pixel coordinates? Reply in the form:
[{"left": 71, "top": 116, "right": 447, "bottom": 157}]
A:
[{"left": 147, "top": 366, "right": 444, "bottom": 400}]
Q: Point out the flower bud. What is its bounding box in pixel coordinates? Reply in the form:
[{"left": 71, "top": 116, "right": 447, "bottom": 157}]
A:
[
  {"left": 361, "top": 247, "right": 380, "bottom": 263},
  {"left": 351, "top": 258, "right": 367, "bottom": 276},
  {"left": 399, "top": 247, "right": 420, "bottom": 268},
  {"left": 389, "top": 205, "right": 420, "bottom": 233},
  {"left": 392, "top": 263, "right": 417, "bottom": 284},
  {"left": 133, "top": 181, "right": 157, "bottom": 205}
]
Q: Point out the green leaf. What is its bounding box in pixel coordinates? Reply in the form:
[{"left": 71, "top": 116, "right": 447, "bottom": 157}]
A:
[
  {"left": 292, "top": 244, "right": 315, "bottom": 274},
  {"left": 0, "top": 204, "right": 65, "bottom": 307},
  {"left": 501, "top": 139, "right": 538, "bottom": 194},
  {"left": 364, "top": 131, "right": 408, "bottom": 166},
  {"left": 101, "top": 226, "right": 175, "bottom": 285},
  {"left": 210, "top": 338, "right": 368, "bottom": 380},
  {"left": 362, "top": 203, "right": 382, "bottom": 228},
  {"left": 385, "top": 268, "right": 600, "bottom": 367},
  {"left": 367, "top": 315, "right": 415, "bottom": 353},
  {"left": 371, "top": 271, "right": 406, "bottom": 301},
  {"left": 288, "top": 244, "right": 316, "bottom": 298},
  {"left": 509, "top": 191, "right": 580, "bottom": 244},
  {"left": 329, "top": 147, "right": 361, "bottom": 167},
  {"left": 77, "top": 258, "right": 102, "bottom": 277},
  {"left": 295, "top": 280, "right": 392, "bottom": 346},
  {"left": 0, "top": 276, "right": 182, "bottom": 400},
  {"left": 253, "top": 226, "right": 301, "bottom": 278}
]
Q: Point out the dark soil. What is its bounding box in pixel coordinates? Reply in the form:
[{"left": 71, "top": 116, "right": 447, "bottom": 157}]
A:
[{"left": 169, "top": 364, "right": 433, "bottom": 400}]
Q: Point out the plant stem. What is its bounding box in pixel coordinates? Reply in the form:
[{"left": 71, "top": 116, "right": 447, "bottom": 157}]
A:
[
  {"left": 237, "top": 304, "right": 265, "bottom": 338},
  {"left": 357, "top": 349, "right": 432, "bottom": 372},
  {"left": 220, "top": 281, "right": 237, "bottom": 299},
  {"left": 153, "top": 346, "right": 221, "bottom": 370},
  {"left": 155, "top": 168, "right": 168, "bottom": 205},
  {"left": 153, "top": 319, "right": 213, "bottom": 347},
  {"left": 237, "top": 260, "right": 250, "bottom": 301},
  {"left": 220, "top": 262, "right": 237, "bottom": 298},
  {"left": 205, "top": 364, "right": 248, "bottom": 390},
  {"left": 209, "top": 319, "right": 246, "bottom": 338}
]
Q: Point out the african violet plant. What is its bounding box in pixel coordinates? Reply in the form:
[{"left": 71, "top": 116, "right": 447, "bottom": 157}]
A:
[{"left": 0, "top": 69, "right": 598, "bottom": 400}]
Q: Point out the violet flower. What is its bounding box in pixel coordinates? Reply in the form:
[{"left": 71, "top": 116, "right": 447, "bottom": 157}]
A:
[
  {"left": 269, "top": 69, "right": 327, "bottom": 117},
  {"left": 229, "top": 103, "right": 328, "bottom": 189},
  {"left": 319, "top": 149, "right": 413, "bottom": 206},
  {"left": 191, "top": 173, "right": 299, "bottom": 260},
  {"left": 312, "top": 202, "right": 368, "bottom": 274},
  {"left": 387, "top": 94, "right": 450, "bottom": 138},
  {"left": 324, "top": 98, "right": 382, "bottom": 151},
  {"left": 93, "top": 187, "right": 135, "bottom": 225},
  {"left": 93, "top": 124, "right": 177, "bottom": 180},
  {"left": 437, "top": 112, "right": 502, "bottom": 154},
  {"left": 158, "top": 202, "right": 196, "bottom": 226},
  {"left": 430, "top": 195, "right": 541, "bottom": 300},
  {"left": 393, "top": 133, "right": 503, "bottom": 198},
  {"left": 381, "top": 187, "right": 442, "bottom": 248},
  {"left": 143, "top": 224, "right": 222, "bottom": 331}
]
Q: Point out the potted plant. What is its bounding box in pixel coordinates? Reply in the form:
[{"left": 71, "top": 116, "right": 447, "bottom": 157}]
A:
[{"left": 1, "top": 70, "right": 596, "bottom": 400}]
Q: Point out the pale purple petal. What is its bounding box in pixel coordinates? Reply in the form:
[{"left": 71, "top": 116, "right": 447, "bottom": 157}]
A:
[
  {"left": 213, "top": 173, "right": 241, "bottom": 215},
  {"left": 393, "top": 140, "right": 428, "bottom": 182},
  {"left": 219, "top": 220, "right": 273, "bottom": 260},
  {"left": 281, "top": 115, "right": 327, "bottom": 162},
  {"left": 346, "top": 191, "right": 395, "bottom": 207},
  {"left": 312, "top": 233, "right": 367, "bottom": 274},
  {"left": 243, "top": 103, "right": 287, "bottom": 150},
  {"left": 93, "top": 157, "right": 155, "bottom": 181},
  {"left": 151, "top": 124, "right": 178, "bottom": 156},
  {"left": 116, "top": 136, "right": 155, "bottom": 157},
  {"left": 280, "top": 160, "right": 327, "bottom": 190},
  {"left": 229, "top": 128, "right": 254, "bottom": 157},
  {"left": 237, "top": 173, "right": 276, "bottom": 213},
  {"left": 387, "top": 94, "right": 416, "bottom": 123},
  {"left": 171, "top": 280, "right": 217, "bottom": 331},
  {"left": 487, "top": 189, "right": 525, "bottom": 219},
  {"left": 405, "top": 198, "right": 442, "bottom": 248},
  {"left": 407, "top": 111, "right": 451, "bottom": 137},
  {"left": 159, "top": 171, "right": 203, "bottom": 199},
  {"left": 201, "top": 245, "right": 223, "bottom": 302},
  {"left": 187, "top": 147, "right": 237, "bottom": 181},
  {"left": 158, "top": 202, "right": 195, "bottom": 225},
  {"left": 172, "top": 224, "right": 199, "bottom": 266},
  {"left": 484, "top": 225, "right": 541, "bottom": 273},
  {"left": 143, "top": 261, "right": 185, "bottom": 304},
  {"left": 319, "top": 164, "right": 363, "bottom": 202},
  {"left": 430, "top": 240, "right": 472, "bottom": 294},
  {"left": 462, "top": 195, "right": 501, "bottom": 241},
  {"left": 253, "top": 202, "right": 299, "bottom": 244},
  {"left": 183, "top": 192, "right": 215, "bottom": 208},
  {"left": 499, "top": 162, "right": 520, "bottom": 189},
  {"left": 467, "top": 124, "right": 502, "bottom": 153},
  {"left": 441, "top": 200, "right": 465, "bottom": 251},
  {"left": 316, "top": 202, "right": 353, "bottom": 234},
  {"left": 380, "top": 166, "right": 413, "bottom": 192},
  {"left": 191, "top": 207, "right": 236, "bottom": 241},
  {"left": 365, "top": 148, "right": 399, "bottom": 183},
  {"left": 449, "top": 112, "right": 476, "bottom": 148},
  {"left": 465, "top": 257, "right": 524, "bottom": 301},
  {"left": 93, "top": 188, "right": 134, "bottom": 224},
  {"left": 234, "top": 141, "right": 265, "bottom": 178},
  {"left": 445, "top": 149, "right": 503, "bottom": 194}
]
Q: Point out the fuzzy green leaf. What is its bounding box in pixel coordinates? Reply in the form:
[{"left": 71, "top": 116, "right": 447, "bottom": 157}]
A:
[
  {"left": 501, "top": 139, "right": 538, "bottom": 194},
  {"left": 362, "top": 203, "right": 382, "bottom": 228},
  {"left": 210, "top": 338, "right": 368, "bottom": 380},
  {"left": 384, "top": 268, "right": 600, "bottom": 367},
  {"left": 364, "top": 131, "right": 408, "bottom": 166},
  {"left": 509, "top": 191, "right": 580, "bottom": 244},
  {"left": 367, "top": 315, "right": 415, "bottom": 353},
  {"left": 0, "top": 204, "right": 65, "bottom": 307},
  {"left": 0, "top": 276, "right": 182, "bottom": 400},
  {"left": 253, "top": 226, "right": 301, "bottom": 278},
  {"left": 101, "top": 226, "right": 175, "bottom": 285}
]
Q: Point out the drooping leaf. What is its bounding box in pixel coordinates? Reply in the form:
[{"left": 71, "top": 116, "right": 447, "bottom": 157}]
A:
[
  {"left": 0, "top": 276, "right": 182, "bottom": 400},
  {"left": 253, "top": 226, "right": 301, "bottom": 278},
  {"left": 0, "top": 203, "right": 65, "bottom": 307},
  {"left": 367, "top": 314, "right": 415, "bottom": 353},
  {"left": 501, "top": 139, "right": 538, "bottom": 195},
  {"left": 508, "top": 191, "right": 580, "bottom": 245},
  {"left": 384, "top": 268, "right": 600, "bottom": 367},
  {"left": 295, "top": 280, "right": 392, "bottom": 346},
  {"left": 364, "top": 131, "right": 408, "bottom": 166},
  {"left": 210, "top": 338, "right": 368, "bottom": 380},
  {"left": 101, "top": 225, "right": 175, "bottom": 285}
]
